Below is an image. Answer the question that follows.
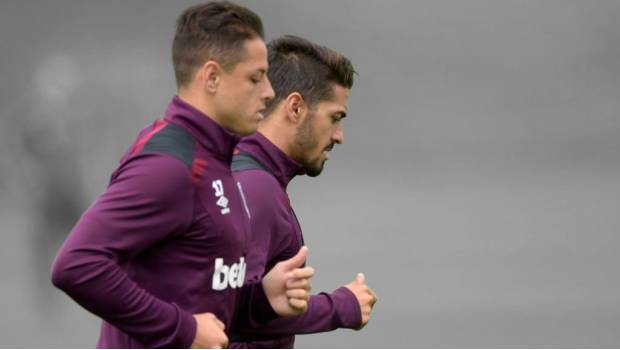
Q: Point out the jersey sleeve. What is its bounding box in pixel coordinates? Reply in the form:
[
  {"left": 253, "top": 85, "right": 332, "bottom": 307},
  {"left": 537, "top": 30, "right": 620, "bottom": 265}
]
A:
[
  {"left": 51, "top": 153, "right": 197, "bottom": 348},
  {"left": 230, "top": 170, "right": 362, "bottom": 339},
  {"left": 233, "top": 286, "right": 361, "bottom": 339}
]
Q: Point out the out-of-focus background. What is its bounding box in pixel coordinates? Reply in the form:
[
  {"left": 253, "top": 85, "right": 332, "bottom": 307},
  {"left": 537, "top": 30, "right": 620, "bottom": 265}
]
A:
[{"left": 1, "top": 0, "right": 620, "bottom": 347}]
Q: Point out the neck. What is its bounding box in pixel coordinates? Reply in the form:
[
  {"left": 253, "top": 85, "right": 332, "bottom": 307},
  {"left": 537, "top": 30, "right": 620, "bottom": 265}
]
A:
[
  {"left": 177, "top": 88, "right": 224, "bottom": 126},
  {"left": 257, "top": 114, "right": 296, "bottom": 159}
]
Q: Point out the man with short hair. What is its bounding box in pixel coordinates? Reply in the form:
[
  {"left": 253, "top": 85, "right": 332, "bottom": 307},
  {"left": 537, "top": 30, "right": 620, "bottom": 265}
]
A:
[
  {"left": 51, "top": 3, "right": 313, "bottom": 349},
  {"left": 230, "top": 35, "right": 377, "bottom": 348}
]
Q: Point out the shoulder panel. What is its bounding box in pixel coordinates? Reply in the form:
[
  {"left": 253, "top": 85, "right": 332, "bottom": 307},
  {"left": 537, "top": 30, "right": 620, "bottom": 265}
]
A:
[{"left": 141, "top": 123, "right": 195, "bottom": 169}]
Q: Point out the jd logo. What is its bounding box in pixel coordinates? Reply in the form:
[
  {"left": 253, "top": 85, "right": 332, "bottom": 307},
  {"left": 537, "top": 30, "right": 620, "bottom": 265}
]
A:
[
  {"left": 212, "top": 257, "right": 246, "bottom": 291},
  {"left": 212, "top": 179, "right": 230, "bottom": 215}
]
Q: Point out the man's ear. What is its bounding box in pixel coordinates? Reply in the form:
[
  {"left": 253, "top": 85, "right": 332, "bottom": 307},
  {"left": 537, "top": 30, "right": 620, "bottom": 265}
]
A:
[
  {"left": 197, "top": 60, "right": 221, "bottom": 93},
  {"left": 285, "top": 92, "right": 306, "bottom": 124}
]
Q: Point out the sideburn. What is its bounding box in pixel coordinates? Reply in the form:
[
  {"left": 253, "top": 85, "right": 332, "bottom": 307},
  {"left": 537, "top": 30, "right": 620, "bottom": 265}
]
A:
[
  {"left": 293, "top": 111, "right": 323, "bottom": 177},
  {"left": 294, "top": 111, "right": 317, "bottom": 150}
]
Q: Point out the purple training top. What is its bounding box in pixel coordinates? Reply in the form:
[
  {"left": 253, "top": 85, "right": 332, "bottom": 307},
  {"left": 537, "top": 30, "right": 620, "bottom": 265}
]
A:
[
  {"left": 230, "top": 132, "right": 361, "bottom": 348},
  {"left": 51, "top": 96, "right": 275, "bottom": 348}
]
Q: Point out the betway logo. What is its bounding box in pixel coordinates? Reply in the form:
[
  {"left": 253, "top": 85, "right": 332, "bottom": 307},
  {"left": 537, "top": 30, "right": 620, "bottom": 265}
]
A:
[{"left": 212, "top": 257, "right": 246, "bottom": 291}]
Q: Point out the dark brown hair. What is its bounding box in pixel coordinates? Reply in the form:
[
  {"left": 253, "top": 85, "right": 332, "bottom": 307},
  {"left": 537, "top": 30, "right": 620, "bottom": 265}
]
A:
[
  {"left": 264, "top": 35, "right": 356, "bottom": 116},
  {"left": 172, "top": 1, "right": 264, "bottom": 87}
]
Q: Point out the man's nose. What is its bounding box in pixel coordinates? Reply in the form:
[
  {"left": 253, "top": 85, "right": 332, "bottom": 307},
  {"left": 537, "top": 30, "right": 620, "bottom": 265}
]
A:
[
  {"left": 333, "top": 127, "right": 344, "bottom": 144},
  {"left": 263, "top": 78, "right": 275, "bottom": 102}
]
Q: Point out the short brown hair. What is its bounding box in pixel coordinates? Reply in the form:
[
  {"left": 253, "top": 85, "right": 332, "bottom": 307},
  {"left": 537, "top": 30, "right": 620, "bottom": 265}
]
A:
[
  {"left": 172, "top": 1, "right": 264, "bottom": 87},
  {"left": 264, "top": 35, "right": 355, "bottom": 116}
]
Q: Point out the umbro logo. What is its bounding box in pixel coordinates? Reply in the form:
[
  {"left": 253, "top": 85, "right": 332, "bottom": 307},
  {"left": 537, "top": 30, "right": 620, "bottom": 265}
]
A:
[{"left": 212, "top": 179, "right": 230, "bottom": 215}]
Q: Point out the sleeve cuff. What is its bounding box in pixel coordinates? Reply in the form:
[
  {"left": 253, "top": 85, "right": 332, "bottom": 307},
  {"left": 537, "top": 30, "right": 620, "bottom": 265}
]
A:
[
  {"left": 173, "top": 304, "right": 197, "bottom": 349},
  {"left": 332, "top": 286, "right": 362, "bottom": 329},
  {"left": 250, "top": 283, "right": 279, "bottom": 323}
]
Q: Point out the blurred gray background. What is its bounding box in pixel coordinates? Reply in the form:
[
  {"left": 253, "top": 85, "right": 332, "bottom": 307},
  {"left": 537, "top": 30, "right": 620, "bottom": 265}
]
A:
[{"left": 1, "top": 0, "right": 619, "bottom": 347}]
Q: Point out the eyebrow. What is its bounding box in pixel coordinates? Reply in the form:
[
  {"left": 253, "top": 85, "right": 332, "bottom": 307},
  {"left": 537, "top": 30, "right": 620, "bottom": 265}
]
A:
[{"left": 250, "top": 69, "right": 266, "bottom": 79}]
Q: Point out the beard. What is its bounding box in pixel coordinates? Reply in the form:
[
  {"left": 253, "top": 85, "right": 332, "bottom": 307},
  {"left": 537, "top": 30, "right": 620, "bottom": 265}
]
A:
[
  {"left": 293, "top": 112, "right": 325, "bottom": 177},
  {"left": 305, "top": 159, "right": 326, "bottom": 177}
]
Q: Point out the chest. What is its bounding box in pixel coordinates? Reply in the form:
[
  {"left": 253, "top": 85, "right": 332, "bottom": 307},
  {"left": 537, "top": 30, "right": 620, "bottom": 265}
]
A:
[
  {"left": 263, "top": 191, "right": 305, "bottom": 271},
  {"left": 181, "top": 157, "right": 252, "bottom": 264}
]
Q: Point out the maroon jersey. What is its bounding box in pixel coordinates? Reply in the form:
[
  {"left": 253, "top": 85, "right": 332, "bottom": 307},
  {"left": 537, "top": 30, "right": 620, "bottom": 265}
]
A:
[
  {"left": 230, "top": 132, "right": 361, "bottom": 348},
  {"left": 52, "top": 96, "right": 275, "bottom": 348}
]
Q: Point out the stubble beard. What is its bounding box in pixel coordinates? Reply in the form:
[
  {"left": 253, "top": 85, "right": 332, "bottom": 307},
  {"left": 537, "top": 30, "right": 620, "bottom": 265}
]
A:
[{"left": 294, "top": 112, "right": 324, "bottom": 177}]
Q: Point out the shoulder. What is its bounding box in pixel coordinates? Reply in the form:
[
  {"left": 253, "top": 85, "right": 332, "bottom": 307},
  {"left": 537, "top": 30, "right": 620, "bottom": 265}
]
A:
[
  {"left": 140, "top": 122, "right": 196, "bottom": 169},
  {"left": 112, "top": 122, "right": 201, "bottom": 197},
  {"left": 110, "top": 153, "right": 194, "bottom": 208}
]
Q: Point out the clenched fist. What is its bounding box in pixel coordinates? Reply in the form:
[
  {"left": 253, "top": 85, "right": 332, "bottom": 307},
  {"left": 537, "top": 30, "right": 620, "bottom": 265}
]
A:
[
  {"left": 345, "top": 273, "right": 377, "bottom": 329},
  {"left": 191, "top": 312, "right": 228, "bottom": 349},
  {"left": 262, "top": 246, "right": 315, "bottom": 316}
]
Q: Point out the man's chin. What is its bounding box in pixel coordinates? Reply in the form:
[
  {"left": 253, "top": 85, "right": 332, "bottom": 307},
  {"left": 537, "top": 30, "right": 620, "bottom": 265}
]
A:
[
  {"left": 231, "top": 124, "right": 258, "bottom": 137},
  {"left": 305, "top": 161, "right": 325, "bottom": 177},
  {"left": 239, "top": 129, "right": 257, "bottom": 137}
]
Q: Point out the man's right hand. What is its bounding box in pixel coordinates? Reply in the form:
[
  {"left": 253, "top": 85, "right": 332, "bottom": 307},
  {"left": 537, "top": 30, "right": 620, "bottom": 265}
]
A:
[
  {"left": 262, "top": 246, "right": 314, "bottom": 317},
  {"left": 344, "top": 273, "right": 377, "bottom": 329},
  {"left": 191, "top": 312, "right": 228, "bottom": 349}
]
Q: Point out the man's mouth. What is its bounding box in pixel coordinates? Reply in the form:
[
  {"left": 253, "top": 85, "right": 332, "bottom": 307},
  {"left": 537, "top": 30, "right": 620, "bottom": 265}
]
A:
[
  {"left": 323, "top": 143, "right": 334, "bottom": 159},
  {"left": 256, "top": 108, "right": 266, "bottom": 120}
]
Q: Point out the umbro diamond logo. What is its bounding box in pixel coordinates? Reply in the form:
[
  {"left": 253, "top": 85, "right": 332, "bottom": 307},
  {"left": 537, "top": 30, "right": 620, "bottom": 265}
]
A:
[{"left": 212, "top": 179, "right": 230, "bottom": 215}]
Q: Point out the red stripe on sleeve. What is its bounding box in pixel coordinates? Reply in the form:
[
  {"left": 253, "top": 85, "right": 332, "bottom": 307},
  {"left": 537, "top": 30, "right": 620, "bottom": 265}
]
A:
[
  {"left": 131, "top": 119, "right": 168, "bottom": 156},
  {"left": 191, "top": 158, "right": 208, "bottom": 184}
]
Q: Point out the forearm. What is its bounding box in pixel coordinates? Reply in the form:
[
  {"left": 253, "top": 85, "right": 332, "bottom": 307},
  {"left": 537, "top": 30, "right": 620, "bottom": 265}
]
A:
[
  {"left": 234, "top": 287, "right": 361, "bottom": 337},
  {"left": 51, "top": 215, "right": 196, "bottom": 348}
]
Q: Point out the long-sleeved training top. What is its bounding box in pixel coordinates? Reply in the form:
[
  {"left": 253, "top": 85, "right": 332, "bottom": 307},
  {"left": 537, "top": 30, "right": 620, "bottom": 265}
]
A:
[
  {"left": 51, "top": 96, "right": 276, "bottom": 348},
  {"left": 230, "top": 132, "right": 361, "bottom": 348}
]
